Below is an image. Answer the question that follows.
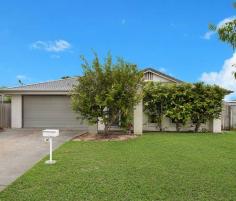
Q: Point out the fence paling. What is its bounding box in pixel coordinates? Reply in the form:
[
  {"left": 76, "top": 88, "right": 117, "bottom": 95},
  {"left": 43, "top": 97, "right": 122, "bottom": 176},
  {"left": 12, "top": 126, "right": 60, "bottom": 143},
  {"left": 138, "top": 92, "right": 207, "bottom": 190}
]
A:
[{"left": 0, "top": 103, "right": 11, "bottom": 128}]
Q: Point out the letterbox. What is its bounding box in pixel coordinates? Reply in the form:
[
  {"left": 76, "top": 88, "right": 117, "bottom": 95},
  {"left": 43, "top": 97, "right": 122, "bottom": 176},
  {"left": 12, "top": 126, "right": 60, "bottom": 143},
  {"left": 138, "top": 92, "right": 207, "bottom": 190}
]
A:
[
  {"left": 42, "top": 129, "right": 59, "bottom": 165},
  {"left": 42, "top": 129, "right": 59, "bottom": 137}
]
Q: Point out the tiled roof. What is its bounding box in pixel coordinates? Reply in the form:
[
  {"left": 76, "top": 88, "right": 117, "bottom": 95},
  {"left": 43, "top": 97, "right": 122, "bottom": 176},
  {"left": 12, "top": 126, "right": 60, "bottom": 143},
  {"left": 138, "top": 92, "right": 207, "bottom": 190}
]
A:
[
  {"left": 0, "top": 68, "right": 181, "bottom": 93},
  {"left": 2, "top": 77, "right": 78, "bottom": 91}
]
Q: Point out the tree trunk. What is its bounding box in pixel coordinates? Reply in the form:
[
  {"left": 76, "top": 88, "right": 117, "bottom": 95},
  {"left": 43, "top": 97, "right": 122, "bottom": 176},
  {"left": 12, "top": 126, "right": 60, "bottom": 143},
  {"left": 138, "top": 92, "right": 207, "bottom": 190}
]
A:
[
  {"left": 159, "top": 124, "right": 163, "bottom": 132},
  {"left": 158, "top": 117, "right": 163, "bottom": 132},
  {"left": 159, "top": 105, "right": 163, "bottom": 132},
  {"left": 104, "top": 124, "right": 109, "bottom": 135},
  {"left": 195, "top": 122, "right": 201, "bottom": 132},
  {"left": 176, "top": 123, "right": 181, "bottom": 132}
]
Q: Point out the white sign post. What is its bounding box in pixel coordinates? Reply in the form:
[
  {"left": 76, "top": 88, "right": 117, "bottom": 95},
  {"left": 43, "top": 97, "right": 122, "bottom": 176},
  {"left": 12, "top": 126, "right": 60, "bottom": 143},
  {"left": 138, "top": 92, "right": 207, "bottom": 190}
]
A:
[{"left": 42, "top": 129, "right": 59, "bottom": 165}]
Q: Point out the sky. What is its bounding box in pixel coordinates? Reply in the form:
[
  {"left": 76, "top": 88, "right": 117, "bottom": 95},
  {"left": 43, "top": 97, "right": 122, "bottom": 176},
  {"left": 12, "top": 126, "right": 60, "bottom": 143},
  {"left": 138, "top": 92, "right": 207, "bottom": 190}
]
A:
[{"left": 0, "top": 0, "right": 236, "bottom": 99}]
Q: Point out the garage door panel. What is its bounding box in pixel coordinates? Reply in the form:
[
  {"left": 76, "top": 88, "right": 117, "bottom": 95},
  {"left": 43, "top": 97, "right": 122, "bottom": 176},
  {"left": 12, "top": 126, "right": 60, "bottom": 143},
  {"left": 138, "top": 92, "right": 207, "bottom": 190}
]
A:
[{"left": 23, "top": 96, "right": 87, "bottom": 129}]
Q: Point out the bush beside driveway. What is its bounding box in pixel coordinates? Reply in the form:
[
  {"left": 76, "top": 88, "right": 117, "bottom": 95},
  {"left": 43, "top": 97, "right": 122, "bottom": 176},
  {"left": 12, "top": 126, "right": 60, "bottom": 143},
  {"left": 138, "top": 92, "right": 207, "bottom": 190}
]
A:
[{"left": 1, "top": 132, "right": 236, "bottom": 201}]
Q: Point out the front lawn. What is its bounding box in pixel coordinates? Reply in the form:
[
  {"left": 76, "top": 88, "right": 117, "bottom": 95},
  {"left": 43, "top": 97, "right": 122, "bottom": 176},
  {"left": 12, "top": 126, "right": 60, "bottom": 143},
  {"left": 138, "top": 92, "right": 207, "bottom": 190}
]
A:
[{"left": 1, "top": 132, "right": 236, "bottom": 201}]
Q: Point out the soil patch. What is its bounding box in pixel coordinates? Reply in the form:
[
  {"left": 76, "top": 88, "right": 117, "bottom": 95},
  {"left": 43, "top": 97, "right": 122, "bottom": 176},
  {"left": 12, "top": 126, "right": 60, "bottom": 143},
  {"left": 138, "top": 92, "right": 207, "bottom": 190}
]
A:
[{"left": 73, "top": 132, "right": 137, "bottom": 141}]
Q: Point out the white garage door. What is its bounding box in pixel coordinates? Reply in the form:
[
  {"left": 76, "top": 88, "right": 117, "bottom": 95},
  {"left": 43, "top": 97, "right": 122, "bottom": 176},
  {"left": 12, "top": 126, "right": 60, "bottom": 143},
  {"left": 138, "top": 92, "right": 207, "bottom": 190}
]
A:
[{"left": 23, "top": 95, "right": 88, "bottom": 129}]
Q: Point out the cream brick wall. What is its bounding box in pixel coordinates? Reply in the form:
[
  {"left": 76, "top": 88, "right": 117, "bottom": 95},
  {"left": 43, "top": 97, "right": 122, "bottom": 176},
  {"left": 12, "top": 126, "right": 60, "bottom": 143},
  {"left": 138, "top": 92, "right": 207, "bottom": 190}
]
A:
[
  {"left": 143, "top": 113, "right": 210, "bottom": 132},
  {"left": 133, "top": 100, "right": 143, "bottom": 135},
  {"left": 11, "top": 95, "right": 22, "bottom": 128}
]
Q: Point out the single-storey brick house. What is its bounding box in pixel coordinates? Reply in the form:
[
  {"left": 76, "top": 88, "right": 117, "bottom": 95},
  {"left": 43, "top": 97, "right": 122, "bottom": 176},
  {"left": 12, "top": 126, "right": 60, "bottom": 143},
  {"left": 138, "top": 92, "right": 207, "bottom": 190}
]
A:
[{"left": 0, "top": 68, "right": 222, "bottom": 133}]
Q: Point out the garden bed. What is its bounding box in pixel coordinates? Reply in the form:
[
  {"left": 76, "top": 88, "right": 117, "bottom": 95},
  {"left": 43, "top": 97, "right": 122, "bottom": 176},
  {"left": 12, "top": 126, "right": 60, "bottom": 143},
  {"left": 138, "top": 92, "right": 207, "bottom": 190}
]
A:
[{"left": 73, "top": 132, "right": 137, "bottom": 141}]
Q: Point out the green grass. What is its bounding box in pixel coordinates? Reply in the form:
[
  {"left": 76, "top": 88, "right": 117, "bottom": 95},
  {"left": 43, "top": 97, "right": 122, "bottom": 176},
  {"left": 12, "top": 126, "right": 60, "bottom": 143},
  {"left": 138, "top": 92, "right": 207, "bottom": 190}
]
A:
[{"left": 1, "top": 132, "right": 236, "bottom": 201}]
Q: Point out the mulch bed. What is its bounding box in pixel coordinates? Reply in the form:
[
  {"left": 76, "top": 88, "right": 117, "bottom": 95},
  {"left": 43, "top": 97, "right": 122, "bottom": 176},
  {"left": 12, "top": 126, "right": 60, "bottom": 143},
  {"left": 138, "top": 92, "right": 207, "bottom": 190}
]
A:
[{"left": 73, "top": 132, "right": 137, "bottom": 141}]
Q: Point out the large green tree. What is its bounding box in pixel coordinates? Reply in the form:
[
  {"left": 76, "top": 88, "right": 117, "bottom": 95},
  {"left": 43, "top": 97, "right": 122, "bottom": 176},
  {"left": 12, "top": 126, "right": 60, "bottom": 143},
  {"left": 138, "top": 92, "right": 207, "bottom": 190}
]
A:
[
  {"left": 209, "top": 3, "right": 236, "bottom": 49},
  {"left": 71, "top": 53, "right": 143, "bottom": 134},
  {"left": 143, "top": 82, "right": 228, "bottom": 132},
  {"left": 191, "top": 82, "right": 228, "bottom": 132},
  {"left": 165, "top": 83, "right": 193, "bottom": 132},
  {"left": 143, "top": 82, "right": 169, "bottom": 131},
  {"left": 209, "top": 3, "right": 236, "bottom": 77},
  {"left": 143, "top": 82, "right": 193, "bottom": 132},
  {"left": 209, "top": 19, "right": 236, "bottom": 50}
]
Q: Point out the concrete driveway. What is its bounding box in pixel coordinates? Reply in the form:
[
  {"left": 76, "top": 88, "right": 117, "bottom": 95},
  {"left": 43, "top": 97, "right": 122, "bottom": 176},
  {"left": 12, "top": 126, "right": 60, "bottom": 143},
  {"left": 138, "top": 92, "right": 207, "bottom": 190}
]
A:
[{"left": 0, "top": 129, "right": 84, "bottom": 191}]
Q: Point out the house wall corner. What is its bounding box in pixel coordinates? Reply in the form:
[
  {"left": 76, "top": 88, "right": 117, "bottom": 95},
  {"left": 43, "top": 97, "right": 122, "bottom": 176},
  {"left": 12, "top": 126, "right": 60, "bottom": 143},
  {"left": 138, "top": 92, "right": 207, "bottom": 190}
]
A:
[
  {"left": 209, "top": 118, "right": 222, "bottom": 133},
  {"left": 11, "top": 95, "right": 22, "bottom": 128},
  {"left": 133, "top": 100, "right": 143, "bottom": 135}
]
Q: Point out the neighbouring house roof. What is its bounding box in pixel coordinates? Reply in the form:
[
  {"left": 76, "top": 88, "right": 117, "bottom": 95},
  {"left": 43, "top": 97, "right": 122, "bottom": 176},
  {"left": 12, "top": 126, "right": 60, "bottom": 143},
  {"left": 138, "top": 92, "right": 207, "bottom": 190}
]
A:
[
  {"left": 224, "top": 100, "right": 236, "bottom": 105},
  {"left": 0, "top": 68, "right": 182, "bottom": 95},
  {"left": 143, "top": 67, "right": 183, "bottom": 83}
]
